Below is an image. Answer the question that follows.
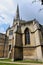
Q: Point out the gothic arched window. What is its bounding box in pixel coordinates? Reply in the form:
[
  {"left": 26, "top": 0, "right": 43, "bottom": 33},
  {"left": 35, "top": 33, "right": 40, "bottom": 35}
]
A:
[{"left": 24, "top": 28, "right": 30, "bottom": 45}]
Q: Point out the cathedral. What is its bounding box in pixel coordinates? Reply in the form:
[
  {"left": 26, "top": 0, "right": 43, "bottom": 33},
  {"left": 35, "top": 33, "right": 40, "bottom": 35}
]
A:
[{"left": 0, "top": 5, "right": 43, "bottom": 61}]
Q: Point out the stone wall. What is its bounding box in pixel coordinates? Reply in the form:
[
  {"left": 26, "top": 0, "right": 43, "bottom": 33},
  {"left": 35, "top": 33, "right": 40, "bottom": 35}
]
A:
[
  {"left": 0, "top": 45, "right": 4, "bottom": 57},
  {"left": 23, "top": 47, "right": 36, "bottom": 60},
  {"left": 14, "top": 47, "right": 23, "bottom": 60},
  {"left": 0, "top": 34, "right": 5, "bottom": 57},
  {"left": 0, "top": 34, "right": 8, "bottom": 58},
  {"left": 41, "top": 46, "right": 43, "bottom": 58}
]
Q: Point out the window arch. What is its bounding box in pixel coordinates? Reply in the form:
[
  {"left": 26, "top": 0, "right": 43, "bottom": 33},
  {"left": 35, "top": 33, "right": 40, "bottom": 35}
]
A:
[{"left": 24, "top": 28, "right": 30, "bottom": 45}]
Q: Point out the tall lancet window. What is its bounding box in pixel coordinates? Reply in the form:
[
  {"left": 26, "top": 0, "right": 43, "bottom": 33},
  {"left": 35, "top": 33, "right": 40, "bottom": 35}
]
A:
[{"left": 25, "top": 28, "right": 30, "bottom": 45}]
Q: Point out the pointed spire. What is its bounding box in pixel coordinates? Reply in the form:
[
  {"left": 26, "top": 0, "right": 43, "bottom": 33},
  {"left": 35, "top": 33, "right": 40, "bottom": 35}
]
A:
[{"left": 15, "top": 4, "right": 20, "bottom": 20}]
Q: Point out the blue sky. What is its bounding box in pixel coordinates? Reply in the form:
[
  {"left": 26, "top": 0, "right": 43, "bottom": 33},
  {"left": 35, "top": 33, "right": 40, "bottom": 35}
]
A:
[{"left": 0, "top": 0, "right": 43, "bottom": 33}]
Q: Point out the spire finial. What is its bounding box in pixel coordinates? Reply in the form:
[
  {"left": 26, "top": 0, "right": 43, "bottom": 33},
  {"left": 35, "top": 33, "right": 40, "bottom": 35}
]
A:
[{"left": 15, "top": 4, "right": 20, "bottom": 20}]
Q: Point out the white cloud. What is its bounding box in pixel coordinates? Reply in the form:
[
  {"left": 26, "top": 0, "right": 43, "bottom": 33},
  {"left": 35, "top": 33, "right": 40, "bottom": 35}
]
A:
[
  {"left": 5, "top": 0, "right": 14, "bottom": 5},
  {"left": 0, "top": 0, "right": 16, "bottom": 14},
  {"left": 0, "top": 13, "right": 13, "bottom": 26},
  {"left": 0, "top": 4, "right": 8, "bottom": 11},
  {"left": 0, "top": 27, "right": 5, "bottom": 33},
  {"left": 0, "top": 0, "right": 16, "bottom": 27}
]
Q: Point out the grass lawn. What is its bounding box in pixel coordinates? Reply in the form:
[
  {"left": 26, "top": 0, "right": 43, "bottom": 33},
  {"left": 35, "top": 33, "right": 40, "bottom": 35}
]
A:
[
  {"left": 0, "top": 59, "right": 43, "bottom": 64},
  {"left": 15, "top": 60, "right": 43, "bottom": 64},
  {"left": 0, "top": 63, "right": 23, "bottom": 65},
  {"left": 0, "top": 59, "right": 11, "bottom": 62}
]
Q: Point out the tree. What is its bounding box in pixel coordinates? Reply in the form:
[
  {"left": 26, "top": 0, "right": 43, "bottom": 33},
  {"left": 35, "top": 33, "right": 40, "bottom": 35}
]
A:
[
  {"left": 41, "top": 0, "right": 43, "bottom": 5},
  {"left": 32, "top": 0, "right": 43, "bottom": 5}
]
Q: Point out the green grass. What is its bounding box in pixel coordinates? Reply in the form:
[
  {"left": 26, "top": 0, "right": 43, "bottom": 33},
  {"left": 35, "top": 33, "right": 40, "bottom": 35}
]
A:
[
  {"left": 0, "top": 59, "right": 43, "bottom": 64},
  {"left": 0, "top": 63, "right": 23, "bottom": 65},
  {"left": 15, "top": 60, "right": 43, "bottom": 64},
  {"left": 0, "top": 59, "right": 11, "bottom": 62}
]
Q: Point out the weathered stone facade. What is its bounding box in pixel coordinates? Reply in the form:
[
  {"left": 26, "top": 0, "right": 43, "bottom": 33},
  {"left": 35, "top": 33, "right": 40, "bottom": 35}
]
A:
[
  {"left": 0, "top": 5, "right": 43, "bottom": 61},
  {"left": 0, "top": 33, "right": 8, "bottom": 58}
]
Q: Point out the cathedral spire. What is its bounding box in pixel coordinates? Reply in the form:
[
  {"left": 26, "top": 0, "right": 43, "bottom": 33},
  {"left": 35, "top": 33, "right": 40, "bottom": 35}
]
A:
[{"left": 15, "top": 4, "right": 20, "bottom": 20}]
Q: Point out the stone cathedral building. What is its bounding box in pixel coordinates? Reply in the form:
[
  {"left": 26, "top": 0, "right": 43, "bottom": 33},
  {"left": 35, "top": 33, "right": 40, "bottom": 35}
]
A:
[{"left": 0, "top": 5, "right": 43, "bottom": 61}]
